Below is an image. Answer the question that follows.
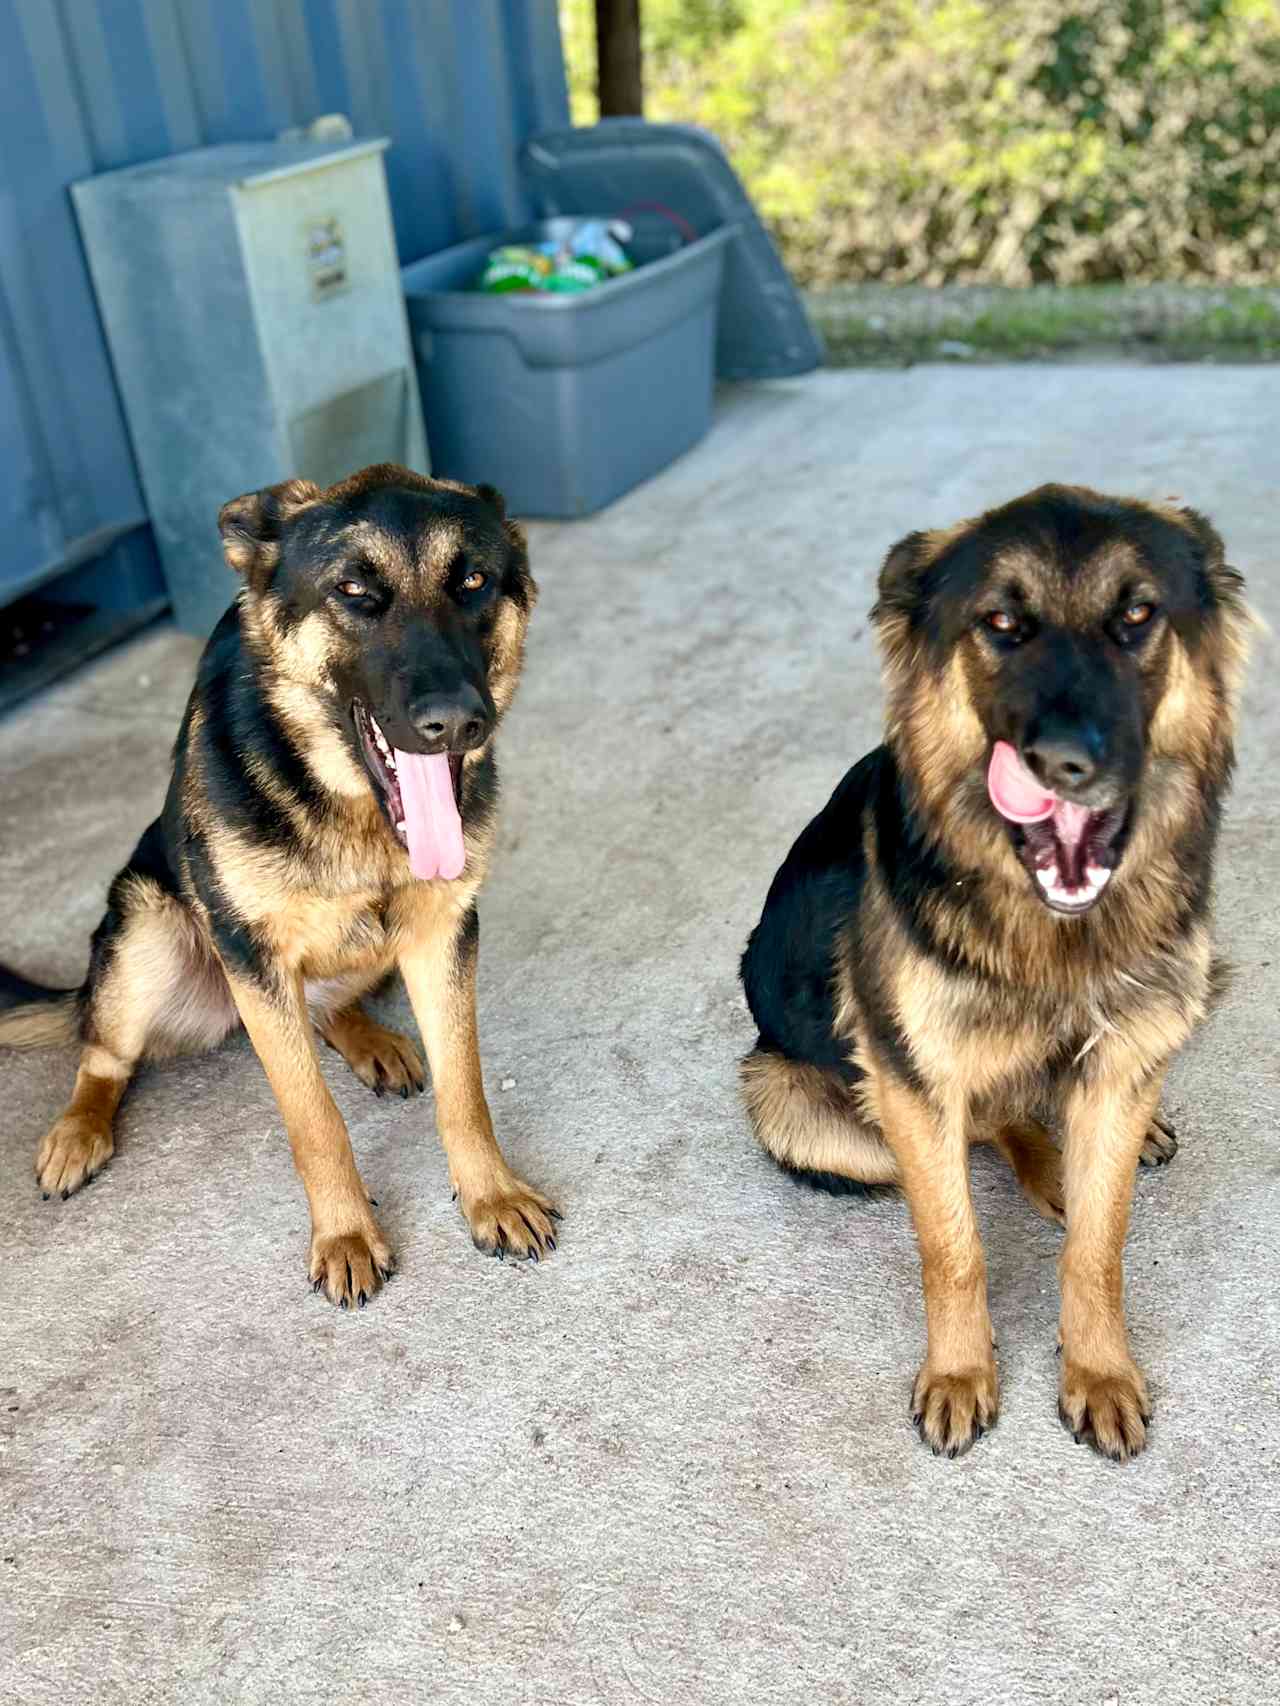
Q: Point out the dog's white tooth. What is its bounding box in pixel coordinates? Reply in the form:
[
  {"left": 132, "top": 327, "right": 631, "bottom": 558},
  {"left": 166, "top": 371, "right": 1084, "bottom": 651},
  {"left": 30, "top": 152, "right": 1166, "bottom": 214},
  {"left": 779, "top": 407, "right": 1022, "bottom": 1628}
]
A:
[{"left": 396, "top": 820, "right": 406, "bottom": 833}]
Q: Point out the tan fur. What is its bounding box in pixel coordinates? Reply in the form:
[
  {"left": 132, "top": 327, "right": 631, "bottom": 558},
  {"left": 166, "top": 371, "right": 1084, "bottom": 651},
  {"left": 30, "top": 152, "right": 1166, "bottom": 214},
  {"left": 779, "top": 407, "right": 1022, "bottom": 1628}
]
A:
[
  {"left": 1057, "top": 1072, "right": 1163, "bottom": 1459},
  {"left": 35, "top": 1058, "right": 128, "bottom": 1198},
  {"left": 13, "top": 465, "right": 550, "bottom": 1304},
  {"left": 315, "top": 1002, "right": 424, "bottom": 1096},
  {"left": 747, "top": 486, "right": 1252, "bottom": 1458},
  {"left": 740, "top": 1050, "right": 898, "bottom": 1185},
  {"left": 741, "top": 1047, "right": 1070, "bottom": 1226},
  {"left": 398, "top": 885, "right": 556, "bottom": 1258}
]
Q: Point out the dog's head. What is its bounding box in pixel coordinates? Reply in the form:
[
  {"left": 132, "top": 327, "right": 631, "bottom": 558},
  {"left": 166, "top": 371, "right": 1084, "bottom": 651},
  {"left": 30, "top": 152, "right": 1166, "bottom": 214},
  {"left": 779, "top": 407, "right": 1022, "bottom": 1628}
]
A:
[
  {"left": 873, "top": 484, "right": 1250, "bottom": 916},
  {"left": 218, "top": 464, "right": 536, "bottom": 877}
]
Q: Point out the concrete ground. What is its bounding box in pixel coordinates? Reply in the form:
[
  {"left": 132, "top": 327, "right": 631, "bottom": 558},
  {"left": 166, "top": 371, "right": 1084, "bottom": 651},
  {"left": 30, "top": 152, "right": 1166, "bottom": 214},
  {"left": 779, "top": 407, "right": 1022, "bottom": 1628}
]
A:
[{"left": 2, "top": 367, "right": 1277, "bottom": 1706}]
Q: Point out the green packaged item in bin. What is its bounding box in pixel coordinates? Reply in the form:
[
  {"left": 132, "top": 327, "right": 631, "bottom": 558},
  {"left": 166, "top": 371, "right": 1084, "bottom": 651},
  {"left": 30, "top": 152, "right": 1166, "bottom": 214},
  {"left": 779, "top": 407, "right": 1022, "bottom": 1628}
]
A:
[
  {"left": 478, "top": 245, "right": 553, "bottom": 294},
  {"left": 476, "top": 218, "right": 634, "bottom": 294}
]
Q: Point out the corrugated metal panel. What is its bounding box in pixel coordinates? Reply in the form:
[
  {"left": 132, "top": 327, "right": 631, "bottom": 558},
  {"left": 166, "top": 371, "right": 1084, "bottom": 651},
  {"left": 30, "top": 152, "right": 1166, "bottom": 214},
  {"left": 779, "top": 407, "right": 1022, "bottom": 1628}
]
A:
[{"left": 0, "top": 0, "right": 568, "bottom": 606}]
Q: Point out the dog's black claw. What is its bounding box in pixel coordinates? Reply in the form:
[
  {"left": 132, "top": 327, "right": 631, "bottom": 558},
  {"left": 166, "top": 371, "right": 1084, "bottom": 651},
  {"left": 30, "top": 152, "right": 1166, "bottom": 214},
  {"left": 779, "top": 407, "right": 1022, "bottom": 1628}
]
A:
[
  {"left": 340, "top": 1297, "right": 349, "bottom": 1310},
  {"left": 41, "top": 1192, "right": 50, "bottom": 1202},
  {"left": 368, "top": 1196, "right": 379, "bottom": 1207},
  {"left": 358, "top": 1292, "right": 367, "bottom": 1308},
  {"left": 400, "top": 1086, "right": 410, "bottom": 1100},
  {"left": 61, "top": 1190, "right": 70, "bottom": 1201},
  {"left": 548, "top": 1208, "right": 563, "bottom": 1222},
  {"left": 1058, "top": 1402, "right": 1087, "bottom": 1444},
  {"left": 545, "top": 1236, "right": 556, "bottom": 1252}
]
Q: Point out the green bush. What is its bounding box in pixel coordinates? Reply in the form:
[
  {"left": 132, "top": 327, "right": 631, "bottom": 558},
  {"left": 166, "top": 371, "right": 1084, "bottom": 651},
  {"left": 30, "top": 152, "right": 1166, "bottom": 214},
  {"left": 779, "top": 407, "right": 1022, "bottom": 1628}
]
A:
[{"left": 561, "top": 0, "right": 1280, "bottom": 285}]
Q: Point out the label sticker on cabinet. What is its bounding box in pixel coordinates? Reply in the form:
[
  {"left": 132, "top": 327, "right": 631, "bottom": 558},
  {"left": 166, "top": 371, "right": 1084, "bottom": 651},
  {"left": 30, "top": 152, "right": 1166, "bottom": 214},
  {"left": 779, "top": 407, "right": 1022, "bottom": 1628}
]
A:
[{"left": 306, "top": 217, "right": 349, "bottom": 301}]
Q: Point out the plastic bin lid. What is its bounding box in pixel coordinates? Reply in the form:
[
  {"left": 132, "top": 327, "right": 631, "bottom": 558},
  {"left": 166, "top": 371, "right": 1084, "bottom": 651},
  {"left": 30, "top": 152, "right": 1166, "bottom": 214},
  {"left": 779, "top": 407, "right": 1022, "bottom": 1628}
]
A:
[{"left": 520, "top": 120, "right": 823, "bottom": 381}]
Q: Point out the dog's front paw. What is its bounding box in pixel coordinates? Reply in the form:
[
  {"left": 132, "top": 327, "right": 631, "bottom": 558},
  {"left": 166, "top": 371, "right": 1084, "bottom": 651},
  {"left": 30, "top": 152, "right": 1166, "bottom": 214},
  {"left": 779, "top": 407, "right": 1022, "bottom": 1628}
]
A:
[
  {"left": 1058, "top": 1360, "right": 1151, "bottom": 1460},
  {"left": 910, "top": 1362, "right": 999, "bottom": 1457},
  {"left": 458, "top": 1174, "right": 559, "bottom": 1262},
  {"left": 309, "top": 1223, "right": 396, "bottom": 1308}
]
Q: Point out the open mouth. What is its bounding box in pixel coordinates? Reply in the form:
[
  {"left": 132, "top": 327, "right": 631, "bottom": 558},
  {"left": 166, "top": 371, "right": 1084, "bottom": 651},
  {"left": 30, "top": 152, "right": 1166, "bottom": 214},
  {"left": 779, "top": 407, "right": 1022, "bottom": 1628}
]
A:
[
  {"left": 353, "top": 701, "right": 465, "bottom": 882},
  {"left": 987, "top": 741, "right": 1127, "bottom": 915}
]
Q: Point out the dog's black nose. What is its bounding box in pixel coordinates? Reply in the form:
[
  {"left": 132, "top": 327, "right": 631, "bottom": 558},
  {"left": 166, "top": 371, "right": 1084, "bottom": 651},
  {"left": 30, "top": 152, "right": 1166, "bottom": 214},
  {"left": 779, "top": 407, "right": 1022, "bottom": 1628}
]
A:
[
  {"left": 409, "top": 687, "right": 491, "bottom": 753},
  {"left": 1024, "top": 721, "right": 1104, "bottom": 794}
]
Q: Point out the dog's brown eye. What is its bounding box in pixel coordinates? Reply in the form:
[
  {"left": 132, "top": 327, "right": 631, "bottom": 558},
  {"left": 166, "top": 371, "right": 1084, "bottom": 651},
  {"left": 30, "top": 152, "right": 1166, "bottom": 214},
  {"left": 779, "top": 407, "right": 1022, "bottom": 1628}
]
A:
[
  {"left": 459, "top": 570, "right": 487, "bottom": 593},
  {"left": 985, "top": 611, "right": 1019, "bottom": 634},
  {"left": 1122, "top": 601, "right": 1155, "bottom": 626},
  {"left": 336, "top": 580, "right": 368, "bottom": 599}
]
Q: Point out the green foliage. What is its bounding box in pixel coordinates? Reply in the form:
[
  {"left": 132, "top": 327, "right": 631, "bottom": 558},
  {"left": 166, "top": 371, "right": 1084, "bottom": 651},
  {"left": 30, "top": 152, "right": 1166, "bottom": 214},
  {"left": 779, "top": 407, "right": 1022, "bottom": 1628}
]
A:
[{"left": 559, "top": 0, "right": 1280, "bottom": 285}]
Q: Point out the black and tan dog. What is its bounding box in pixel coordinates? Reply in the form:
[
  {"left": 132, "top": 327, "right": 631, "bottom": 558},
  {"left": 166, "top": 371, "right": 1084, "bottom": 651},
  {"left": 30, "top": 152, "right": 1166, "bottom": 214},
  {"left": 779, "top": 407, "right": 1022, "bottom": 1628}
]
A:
[
  {"left": 741, "top": 484, "right": 1251, "bottom": 1459},
  {"left": 1, "top": 463, "right": 557, "bottom": 1304}
]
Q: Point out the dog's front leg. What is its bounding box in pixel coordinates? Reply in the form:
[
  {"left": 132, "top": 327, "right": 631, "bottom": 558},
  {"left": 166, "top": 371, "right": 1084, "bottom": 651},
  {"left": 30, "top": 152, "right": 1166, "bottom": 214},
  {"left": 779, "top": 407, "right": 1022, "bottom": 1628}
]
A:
[
  {"left": 880, "top": 1075, "right": 998, "bottom": 1456},
  {"left": 228, "top": 970, "right": 394, "bottom": 1306},
  {"left": 399, "top": 903, "right": 558, "bottom": 1261},
  {"left": 1058, "top": 1070, "right": 1162, "bottom": 1460}
]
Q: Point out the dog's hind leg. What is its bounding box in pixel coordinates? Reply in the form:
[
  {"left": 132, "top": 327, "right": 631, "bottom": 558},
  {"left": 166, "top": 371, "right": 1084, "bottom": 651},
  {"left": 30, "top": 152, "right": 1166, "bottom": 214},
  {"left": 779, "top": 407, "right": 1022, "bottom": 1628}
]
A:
[
  {"left": 983, "top": 1118, "right": 1065, "bottom": 1226},
  {"left": 1140, "top": 1112, "right": 1178, "bottom": 1167},
  {"left": 36, "top": 1046, "right": 132, "bottom": 1199},
  {"left": 308, "top": 973, "right": 426, "bottom": 1099},
  {"left": 35, "top": 877, "right": 237, "bottom": 1198},
  {"left": 982, "top": 1113, "right": 1171, "bottom": 1221},
  {"left": 740, "top": 1046, "right": 898, "bottom": 1193}
]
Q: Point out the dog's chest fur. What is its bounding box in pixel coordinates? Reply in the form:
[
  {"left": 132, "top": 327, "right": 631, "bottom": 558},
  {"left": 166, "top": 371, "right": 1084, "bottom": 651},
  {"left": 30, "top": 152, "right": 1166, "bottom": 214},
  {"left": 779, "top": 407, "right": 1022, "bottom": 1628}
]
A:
[{"left": 839, "top": 892, "right": 1212, "bottom": 1114}]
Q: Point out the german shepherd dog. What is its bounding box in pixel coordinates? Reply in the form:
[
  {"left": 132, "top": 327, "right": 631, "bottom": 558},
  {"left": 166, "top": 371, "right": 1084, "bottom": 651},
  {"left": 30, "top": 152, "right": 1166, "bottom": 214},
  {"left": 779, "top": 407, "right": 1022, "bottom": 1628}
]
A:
[
  {"left": 0, "top": 464, "right": 557, "bottom": 1305},
  {"left": 741, "top": 485, "right": 1250, "bottom": 1460}
]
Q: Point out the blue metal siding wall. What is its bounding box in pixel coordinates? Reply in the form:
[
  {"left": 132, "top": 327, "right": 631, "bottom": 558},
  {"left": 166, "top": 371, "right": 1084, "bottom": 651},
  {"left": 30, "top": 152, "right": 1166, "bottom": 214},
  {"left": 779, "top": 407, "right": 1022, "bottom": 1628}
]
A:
[{"left": 0, "top": 0, "right": 568, "bottom": 607}]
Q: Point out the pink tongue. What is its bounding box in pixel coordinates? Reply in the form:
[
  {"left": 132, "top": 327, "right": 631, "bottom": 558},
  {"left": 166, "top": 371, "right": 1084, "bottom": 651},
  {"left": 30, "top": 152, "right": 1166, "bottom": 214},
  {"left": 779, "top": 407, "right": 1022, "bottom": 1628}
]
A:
[
  {"left": 394, "top": 750, "right": 465, "bottom": 881},
  {"left": 987, "top": 740, "right": 1056, "bottom": 823},
  {"left": 988, "top": 742, "right": 1097, "bottom": 890}
]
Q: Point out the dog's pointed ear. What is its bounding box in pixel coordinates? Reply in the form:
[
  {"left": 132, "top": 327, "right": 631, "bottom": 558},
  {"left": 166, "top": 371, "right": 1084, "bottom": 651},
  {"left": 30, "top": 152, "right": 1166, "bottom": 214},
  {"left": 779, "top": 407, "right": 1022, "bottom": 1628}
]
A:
[
  {"left": 871, "top": 530, "right": 930, "bottom": 625},
  {"left": 217, "top": 478, "right": 320, "bottom": 575},
  {"left": 1177, "top": 504, "right": 1247, "bottom": 606},
  {"left": 474, "top": 482, "right": 507, "bottom": 520}
]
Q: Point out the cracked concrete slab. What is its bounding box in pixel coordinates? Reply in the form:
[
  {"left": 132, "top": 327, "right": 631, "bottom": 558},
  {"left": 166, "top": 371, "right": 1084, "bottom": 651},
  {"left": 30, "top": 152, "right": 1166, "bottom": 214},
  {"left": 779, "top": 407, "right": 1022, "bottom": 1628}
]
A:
[{"left": 2, "top": 367, "right": 1277, "bottom": 1704}]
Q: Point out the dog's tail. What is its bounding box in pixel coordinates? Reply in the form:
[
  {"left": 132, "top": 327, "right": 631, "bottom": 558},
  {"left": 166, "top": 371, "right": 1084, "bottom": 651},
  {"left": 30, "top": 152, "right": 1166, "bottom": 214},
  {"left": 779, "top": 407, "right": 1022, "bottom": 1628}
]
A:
[
  {"left": 740, "top": 1042, "right": 898, "bottom": 1196},
  {"left": 0, "top": 964, "right": 80, "bottom": 1049}
]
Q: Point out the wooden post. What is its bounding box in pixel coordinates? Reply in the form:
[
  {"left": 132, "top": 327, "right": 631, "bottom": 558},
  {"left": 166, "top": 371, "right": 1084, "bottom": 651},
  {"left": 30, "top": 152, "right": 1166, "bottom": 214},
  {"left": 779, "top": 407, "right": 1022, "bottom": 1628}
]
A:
[{"left": 595, "top": 0, "right": 643, "bottom": 117}]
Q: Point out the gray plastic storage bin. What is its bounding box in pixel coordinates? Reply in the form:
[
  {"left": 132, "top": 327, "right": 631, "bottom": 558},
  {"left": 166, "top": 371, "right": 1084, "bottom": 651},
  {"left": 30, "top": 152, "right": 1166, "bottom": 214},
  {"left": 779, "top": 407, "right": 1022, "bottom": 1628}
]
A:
[{"left": 401, "top": 221, "right": 734, "bottom": 518}]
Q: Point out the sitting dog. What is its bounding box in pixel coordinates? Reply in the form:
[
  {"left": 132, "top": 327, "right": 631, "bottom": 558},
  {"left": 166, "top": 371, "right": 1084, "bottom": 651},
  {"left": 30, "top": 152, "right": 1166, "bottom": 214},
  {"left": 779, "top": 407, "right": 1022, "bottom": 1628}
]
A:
[
  {"left": 1, "top": 464, "right": 557, "bottom": 1304},
  {"left": 740, "top": 485, "right": 1250, "bottom": 1458}
]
